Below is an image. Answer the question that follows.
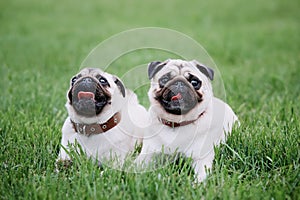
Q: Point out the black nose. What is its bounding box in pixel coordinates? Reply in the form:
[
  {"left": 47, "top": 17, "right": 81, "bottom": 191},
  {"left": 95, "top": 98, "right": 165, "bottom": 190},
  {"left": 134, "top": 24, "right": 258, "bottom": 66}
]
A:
[
  {"left": 175, "top": 81, "right": 184, "bottom": 87},
  {"left": 174, "top": 81, "right": 186, "bottom": 91},
  {"left": 81, "top": 77, "right": 93, "bottom": 83}
]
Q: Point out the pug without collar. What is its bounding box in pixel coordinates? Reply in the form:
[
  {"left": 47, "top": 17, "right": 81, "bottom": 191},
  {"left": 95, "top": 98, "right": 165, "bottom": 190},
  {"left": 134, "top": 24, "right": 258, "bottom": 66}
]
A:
[
  {"left": 136, "top": 59, "right": 239, "bottom": 182},
  {"left": 57, "top": 68, "right": 148, "bottom": 168}
]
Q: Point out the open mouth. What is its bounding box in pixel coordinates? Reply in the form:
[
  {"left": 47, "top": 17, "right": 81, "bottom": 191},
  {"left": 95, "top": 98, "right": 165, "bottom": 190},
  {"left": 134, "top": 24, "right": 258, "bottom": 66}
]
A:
[
  {"left": 69, "top": 80, "right": 111, "bottom": 117},
  {"left": 156, "top": 82, "right": 200, "bottom": 115}
]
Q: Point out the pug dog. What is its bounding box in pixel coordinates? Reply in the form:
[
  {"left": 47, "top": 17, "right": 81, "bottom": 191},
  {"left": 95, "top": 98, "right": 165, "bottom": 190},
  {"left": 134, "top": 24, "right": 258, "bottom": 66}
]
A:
[
  {"left": 57, "top": 68, "right": 148, "bottom": 168},
  {"left": 135, "top": 59, "right": 239, "bottom": 182}
]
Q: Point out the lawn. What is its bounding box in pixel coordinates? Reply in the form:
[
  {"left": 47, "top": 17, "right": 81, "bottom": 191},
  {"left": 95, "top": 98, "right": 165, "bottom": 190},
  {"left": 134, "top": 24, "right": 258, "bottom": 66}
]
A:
[{"left": 0, "top": 0, "right": 299, "bottom": 199}]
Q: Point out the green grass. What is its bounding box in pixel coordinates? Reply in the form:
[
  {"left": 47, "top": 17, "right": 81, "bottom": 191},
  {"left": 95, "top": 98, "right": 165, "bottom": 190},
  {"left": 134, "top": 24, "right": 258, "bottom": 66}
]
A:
[{"left": 1, "top": 0, "right": 299, "bottom": 199}]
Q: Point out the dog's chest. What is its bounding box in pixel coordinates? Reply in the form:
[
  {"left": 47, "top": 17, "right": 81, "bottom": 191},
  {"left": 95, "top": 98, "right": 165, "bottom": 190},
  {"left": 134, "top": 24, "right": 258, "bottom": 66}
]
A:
[
  {"left": 150, "top": 117, "right": 210, "bottom": 152},
  {"left": 74, "top": 128, "right": 135, "bottom": 154}
]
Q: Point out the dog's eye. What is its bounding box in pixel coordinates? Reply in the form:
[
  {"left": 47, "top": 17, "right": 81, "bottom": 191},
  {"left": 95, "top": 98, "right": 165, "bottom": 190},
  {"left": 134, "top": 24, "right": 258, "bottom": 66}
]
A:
[
  {"left": 99, "top": 77, "right": 109, "bottom": 86},
  {"left": 71, "top": 76, "right": 77, "bottom": 86},
  {"left": 190, "top": 78, "right": 201, "bottom": 90},
  {"left": 159, "top": 76, "right": 169, "bottom": 88}
]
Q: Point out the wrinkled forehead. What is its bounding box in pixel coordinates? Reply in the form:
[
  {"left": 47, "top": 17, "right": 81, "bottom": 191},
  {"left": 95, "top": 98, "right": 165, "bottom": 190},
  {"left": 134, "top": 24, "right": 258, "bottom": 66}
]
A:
[
  {"left": 77, "top": 68, "right": 104, "bottom": 77},
  {"left": 156, "top": 60, "right": 200, "bottom": 78}
]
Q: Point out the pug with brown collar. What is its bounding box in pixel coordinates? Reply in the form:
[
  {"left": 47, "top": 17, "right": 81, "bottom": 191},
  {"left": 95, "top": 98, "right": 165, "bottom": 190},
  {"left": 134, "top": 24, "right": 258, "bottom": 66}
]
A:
[
  {"left": 136, "top": 59, "right": 239, "bottom": 182},
  {"left": 57, "top": 68, "right": 148, "bottom": 168}
]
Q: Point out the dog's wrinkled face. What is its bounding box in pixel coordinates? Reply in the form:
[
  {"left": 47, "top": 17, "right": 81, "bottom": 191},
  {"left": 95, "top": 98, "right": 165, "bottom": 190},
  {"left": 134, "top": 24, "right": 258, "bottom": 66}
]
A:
[
  {"left": 155, "top": 74, "right": 202, "bottom": 115},
  {"left": 148, "top": 59, "right": 214, "bottom": 118},
  {"left": 67, "top": 68, "right": 125, "bottom": 117}
]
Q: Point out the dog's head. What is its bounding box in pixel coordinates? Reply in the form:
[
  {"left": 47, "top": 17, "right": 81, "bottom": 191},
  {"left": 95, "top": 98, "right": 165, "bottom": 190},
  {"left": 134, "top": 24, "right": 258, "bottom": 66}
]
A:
[
  {"left": 67, "top": 68, "right": 126, "bottom": 121},
  {"left": 148, "top": 59, "right": 214, "bottom": 121}
]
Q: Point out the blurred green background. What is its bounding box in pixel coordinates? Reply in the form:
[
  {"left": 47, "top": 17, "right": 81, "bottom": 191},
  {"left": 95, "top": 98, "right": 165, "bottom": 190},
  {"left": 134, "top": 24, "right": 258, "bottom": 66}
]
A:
[{"left": 0, "top": 0, "right": 299, "bottom": 199}]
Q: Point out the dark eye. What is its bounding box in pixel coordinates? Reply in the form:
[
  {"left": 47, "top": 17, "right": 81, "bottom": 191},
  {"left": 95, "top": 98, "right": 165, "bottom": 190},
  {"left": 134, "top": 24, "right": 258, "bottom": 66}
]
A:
[
  {"left": 99, "top": 77, "right": 109, "bottom": 86},
  {"left": 71, "top": 76, "right": 77, "bottom": 86},
  {"left": 159, "top": 76, "right": 170, "bottom": 88},
  {"left": 190, "top": 78, "right": 201, "bottom": 90}
]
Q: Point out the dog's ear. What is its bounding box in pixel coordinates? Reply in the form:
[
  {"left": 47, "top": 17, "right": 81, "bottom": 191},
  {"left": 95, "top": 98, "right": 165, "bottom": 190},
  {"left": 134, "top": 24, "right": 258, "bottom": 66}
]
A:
[
  {"left": 148, "top": 61, "right": 167, "bottom": 79},
  {"left": 114, "top": 77, "right": 126, "bottom": 97},
  {"left": 193, "top": 60, "right": 214, "bottom": 81},
  {"left": 67, "top": 89, "right": 73, "bottom": 104}
]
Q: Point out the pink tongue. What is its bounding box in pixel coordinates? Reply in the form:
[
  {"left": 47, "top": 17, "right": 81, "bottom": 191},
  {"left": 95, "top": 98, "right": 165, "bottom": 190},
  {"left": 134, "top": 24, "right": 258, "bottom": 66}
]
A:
[
  {"left": 171, "top": 93, "right": 182, "bottom": 101},
  {"left": 78, "top": 91, "right": 95, "bottom": 100}
]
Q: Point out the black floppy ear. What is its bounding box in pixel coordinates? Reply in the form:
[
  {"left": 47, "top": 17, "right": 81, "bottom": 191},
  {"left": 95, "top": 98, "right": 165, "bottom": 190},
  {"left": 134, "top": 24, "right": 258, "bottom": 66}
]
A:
[
  {"left": 67, "top": 89, "right": 73, "bottom": 104},
  {"left": 148, "top": 61, "right": 166, "bottom": 79},
  {"left": 193, "top": 61, "right": 214, "bottom": 81},
  {"left": 114, "top": 77, "right": 126, "bottom": 97}
]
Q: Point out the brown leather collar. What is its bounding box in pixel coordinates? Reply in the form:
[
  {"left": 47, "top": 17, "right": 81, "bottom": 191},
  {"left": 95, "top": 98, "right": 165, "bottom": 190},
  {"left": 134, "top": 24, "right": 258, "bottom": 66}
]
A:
[
  {"left": 159, "top": 111, "right": 205, "bottom": 128},
  {"left": 71, "top": 112, "right": 121, "bottom": 136}
]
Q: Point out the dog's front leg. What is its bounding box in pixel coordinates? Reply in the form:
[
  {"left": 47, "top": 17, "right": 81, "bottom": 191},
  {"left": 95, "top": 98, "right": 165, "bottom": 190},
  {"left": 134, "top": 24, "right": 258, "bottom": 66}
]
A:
[
  {"left": 193, "top": 150, "right": 215, "bottom": 182},
  {"left": 56, "top": 118, "right": 77, "bottom": 169}
]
